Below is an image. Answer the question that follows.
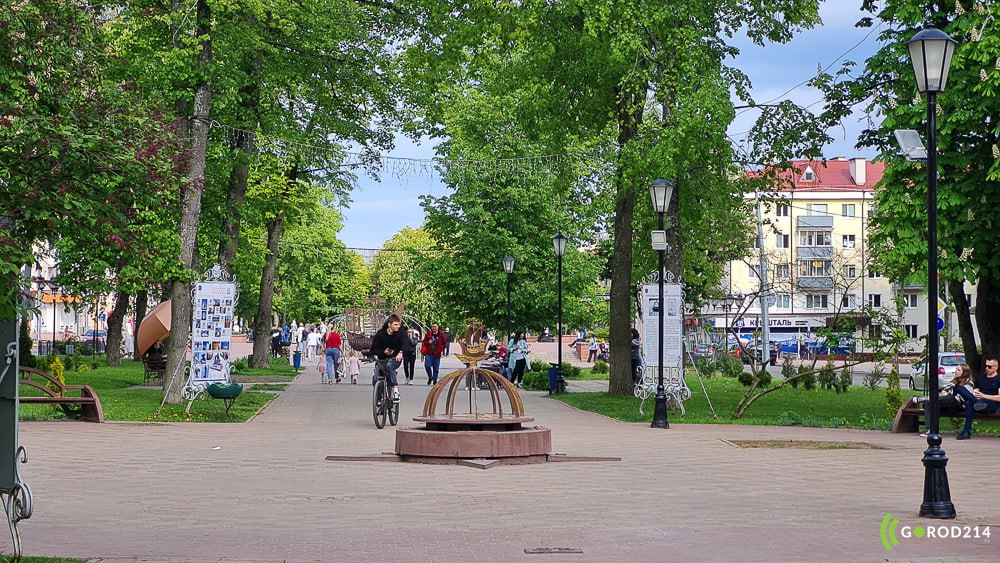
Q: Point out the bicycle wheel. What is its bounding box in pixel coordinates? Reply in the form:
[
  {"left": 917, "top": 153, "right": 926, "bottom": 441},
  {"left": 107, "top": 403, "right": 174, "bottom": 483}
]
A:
[
  {"left": 373, "top": 379, "right": 387, "bottom": 429},
  {"left": 389, "top": 394, "right": 399, "bottom": 426}
]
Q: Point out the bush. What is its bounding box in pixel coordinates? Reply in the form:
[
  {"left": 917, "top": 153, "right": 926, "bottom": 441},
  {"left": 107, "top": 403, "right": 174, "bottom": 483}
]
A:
[
  {"left": 779, "top": 410, "right": 802, "bottom": 426},
  {"left": 18, "top": 317, "right": 36, "bottom": 368},
  {"left": 717, "top": 354, "right": 743, "bottom": 378},
  {"left": 694, "top": 357, "right": 716, "bottom": 376},
  {"left": 818, "top": 361, "right": 837, "bottom": 391},
  {"left": 838, "top": 366, "right": 852, "bottom": 393},
  {"left": 780, "top": 354, "right": 795, "bottom": 381},
  {"left": 592, "top": 359, "right": 609, "bottom": 374},
  {"left": 885, "top": 367, "right": 903, "bottom": 417},
  {"left": 798, "top": 364, "right": 816, "bottom": 390},
  {"left": 863, "top": 364, "right": 886, "bottom": 390},
  {"left": 561, "top": 363, "right": 581, "bottom": 379},
  {"left": 231, "top": 357, "right": 249, "bottom": 373},
  {"left": 522, "top": 370, "right": 549, "bottom": 391}
]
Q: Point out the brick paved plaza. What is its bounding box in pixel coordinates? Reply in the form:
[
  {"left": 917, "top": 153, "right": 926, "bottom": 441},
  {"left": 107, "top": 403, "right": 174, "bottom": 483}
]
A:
[{"left": 12, "top": 357, "right": 997, "bottom": 562}]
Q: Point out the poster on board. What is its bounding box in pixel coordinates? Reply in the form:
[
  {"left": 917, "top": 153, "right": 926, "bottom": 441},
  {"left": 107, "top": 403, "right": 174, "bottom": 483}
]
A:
[
  {"left": 189, "top": 281, "right": 236, "bottom": 387},
  {"left": 641, "top": 283, "right": 683, "bottom": 368}
]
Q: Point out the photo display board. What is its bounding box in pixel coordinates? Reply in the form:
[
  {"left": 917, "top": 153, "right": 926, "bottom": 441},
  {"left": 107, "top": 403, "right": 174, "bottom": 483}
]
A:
[
  {"left": 189, "top": 281, "right": 236, "bottom": 386},
  {"left": 641, "top": 282, "right": 683, "bottom": 368}
]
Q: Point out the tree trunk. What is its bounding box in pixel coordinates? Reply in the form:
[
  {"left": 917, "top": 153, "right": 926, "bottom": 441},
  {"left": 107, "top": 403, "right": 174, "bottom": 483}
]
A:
[
  {"left": 251, "top": 214, "right": 284, "bottom": 368},
  {"left": 217, "top": 51, "right": 260, "bottom": 274},
  {"left": 976, "top": 274, "right": 1000, "bottom": 371},
  {"left": 133, "top": 290, "right": 148, "bottom": 357},
  {"left": 105, "top": 290, "right": 129, "bottom": 366},
  {"left": 607, "top": 81, "right": 646, "bottom": 395},
  {"left": 608, "top": 176, "right": 637, "bottom": 395},
  {"left": 949, "top": 278, "right": 979, "bottom": 375},
  {"left": 165, "top": 0, "right": 213, "bottom": 404}
]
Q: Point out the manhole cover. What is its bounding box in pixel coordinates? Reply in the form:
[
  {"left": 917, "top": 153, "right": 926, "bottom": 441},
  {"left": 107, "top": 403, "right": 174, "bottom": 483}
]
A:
[{"left": 724, "top": 439, "right": 888, "bottom": 450}]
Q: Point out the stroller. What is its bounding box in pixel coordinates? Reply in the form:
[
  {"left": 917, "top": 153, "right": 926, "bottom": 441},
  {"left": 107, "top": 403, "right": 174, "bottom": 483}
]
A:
[{"left": 478, "top": 344, "right": 510, "bottom": 383}]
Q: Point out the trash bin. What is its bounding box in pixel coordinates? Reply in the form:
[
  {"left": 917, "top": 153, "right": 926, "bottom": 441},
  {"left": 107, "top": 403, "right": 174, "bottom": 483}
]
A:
[
  {"left": 547, "top": 363, "right": 563, "bottom": 393},
  {"left": 65, "top": 344, "right": 75, "bottom": 356},
  {"left": 293, "top": 351, "right": 301, "bottom": 370}
]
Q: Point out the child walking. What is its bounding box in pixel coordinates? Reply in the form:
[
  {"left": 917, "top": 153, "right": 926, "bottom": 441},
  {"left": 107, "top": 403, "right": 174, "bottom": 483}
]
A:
[
  {"left": 347, "top": 350, "right": 361, "bottom": 384},
  {"left": 317, "top": 355, "right": 329, "bottom": 384}
]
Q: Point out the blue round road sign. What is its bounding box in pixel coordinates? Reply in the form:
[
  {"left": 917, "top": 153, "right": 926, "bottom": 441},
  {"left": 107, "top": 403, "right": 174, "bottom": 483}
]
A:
[{"left": 936, "top": 317, "right": 944, "bottom": 331}]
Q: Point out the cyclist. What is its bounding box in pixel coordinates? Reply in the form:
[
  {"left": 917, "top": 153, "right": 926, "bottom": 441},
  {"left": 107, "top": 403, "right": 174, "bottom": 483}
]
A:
[{"left": 369, "top": 314, "right": 406, "bottom": 402}]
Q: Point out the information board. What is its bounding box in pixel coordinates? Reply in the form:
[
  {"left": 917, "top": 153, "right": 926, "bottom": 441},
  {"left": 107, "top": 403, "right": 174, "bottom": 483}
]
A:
[
  {"left": 189, "top": 281, "right": 236, "bottom": 387},
  {"left": 641, "top": 282, "right": 683, "bottom": 368}
]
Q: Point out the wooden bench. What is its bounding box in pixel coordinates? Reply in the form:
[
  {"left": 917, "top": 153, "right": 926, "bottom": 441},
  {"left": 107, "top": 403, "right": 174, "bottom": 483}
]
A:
[
  {"left": 18, "top": 366, "right": 105, "bottom": 423},
  {"left": 892, "top": 396, "right": 1000, "bottom": 433},
  {"left": 141, "top": 355, "right": 167, "bottom": 385}
]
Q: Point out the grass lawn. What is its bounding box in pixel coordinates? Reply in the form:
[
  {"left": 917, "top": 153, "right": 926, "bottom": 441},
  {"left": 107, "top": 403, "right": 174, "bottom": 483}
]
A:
[
  {"left": 555, "top": 376, "right": 1000, "bottom": 435},
  {"left": 19, "top": 358, "right": 284, "bottom": 423}
]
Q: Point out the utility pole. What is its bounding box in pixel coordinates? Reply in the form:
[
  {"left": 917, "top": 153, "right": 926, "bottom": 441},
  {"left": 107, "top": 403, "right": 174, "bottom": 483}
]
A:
[{"left": 755, "top": 193, "right": 771, "bottom": 365}]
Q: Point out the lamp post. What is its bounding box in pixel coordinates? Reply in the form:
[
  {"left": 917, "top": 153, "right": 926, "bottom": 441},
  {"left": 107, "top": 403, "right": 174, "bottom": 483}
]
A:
[
  {"left": 552, "top": 234, "right": 567, "bottom": 394},
  {"left": 648, "top": 178, "right": 675, "bottom": 429},
  {"left": 503, "top": 255, "right": 515, "bottom": 345},
  {"left": 907, "top": 26, "right": 957, "bottom": 519}
]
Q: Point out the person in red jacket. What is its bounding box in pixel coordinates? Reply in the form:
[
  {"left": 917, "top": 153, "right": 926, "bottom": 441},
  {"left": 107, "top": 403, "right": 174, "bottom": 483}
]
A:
[
  {"left": 324, "top": 329, "right": 342, "bottom": 383},
  {"left": 422, "top": 323, "right": 448, "bottom": 385}
]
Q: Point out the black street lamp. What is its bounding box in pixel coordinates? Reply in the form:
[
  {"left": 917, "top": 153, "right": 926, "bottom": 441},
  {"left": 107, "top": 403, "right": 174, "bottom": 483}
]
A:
[
  {"left": 503, "top": 255, "right": 515, "bottom": 345},
  {"left": 907, "top": 26, "right": 957, "bottom": 519},
  {"left": 552, "top": 234, "right": 567, "bottom": 394},
  {"left": 723, "top": 295, "right": 739, "bottom": 348},
  {"left": 648, "top": 178, "right": 675, "bottom": 429},
  {"left": 34, "top": 277, "right": 58, "bottom": 355}
]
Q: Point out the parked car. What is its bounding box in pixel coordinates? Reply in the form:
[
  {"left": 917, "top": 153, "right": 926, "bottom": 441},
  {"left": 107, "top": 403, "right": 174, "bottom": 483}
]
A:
[
  {"left": 906, "top": 352, "right": 966, "bottom": 391},
  {"left": 689, "top": 343, "right": 719, "bottom": 361},
  {"left": 82, "top": 329, "right": 107, "bottom": 353}
]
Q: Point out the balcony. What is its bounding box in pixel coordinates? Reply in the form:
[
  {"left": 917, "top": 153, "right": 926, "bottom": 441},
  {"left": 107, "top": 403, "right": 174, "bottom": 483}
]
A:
[
  {"left": 797, "top": 215, "right": 834, "bottom": 229},
  {"left": 798, "top": 276, "right": 834, "bottom": 290},
  {"left": 797, "top": 246, "right": 834, "bottom": 260}
]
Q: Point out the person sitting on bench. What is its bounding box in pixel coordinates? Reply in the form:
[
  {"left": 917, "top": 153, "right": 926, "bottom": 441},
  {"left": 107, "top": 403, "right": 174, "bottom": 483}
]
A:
[{"left": 954, "top": 357, "right": 1000, "bottom": 440}]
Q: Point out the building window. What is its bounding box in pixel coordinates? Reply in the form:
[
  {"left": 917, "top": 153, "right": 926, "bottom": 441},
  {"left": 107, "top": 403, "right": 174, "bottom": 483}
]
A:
[
  {"left": 799, "top": 230, "right": 832, "bottom": 246},
  {"left": 868, "top": 269, "right": 882, "bottom": 279},
  {"left": 775, "top": 294, "right": 790, "bottom": 309},
  {"left": 841, "top": 294, "right": 858, "bottom": 308},
  {"left": 799, "top": 260, "right": 831, "bottom": 277},
  {"left": 905, "top": 325, "right": 919, "bottom": 339},
  {"left": 869, "top": 294, "right": 882, "bottom": 308},
  {"left": 842, "top": 234, "right": 856, "bottom": 249},
  {"left": 842, "top": 265, "right": 857, "bottom": 279},
  {"left": 776, "top": 203, "right": 789, "bottom": 217},
  {"left": 966, "top": 293, "right": 973, "bottom": 306},
  {"left": 748, "top": 265, "right": 759, "bottom": 279},
  {"left": 842, "top": 204, "right": 856, "bottom": 217},
  {"left": 806, "top": 203, "right": 827, "bottom": 216},
  {"left": 775, "top": 233, "right": 790, "bottom": 248},
  {"left": 806, "top": 294, "right": 829, "bottom": 309},
  {"left": 903, "top": 294, "right": 918, "bottom": 308},
  {"left": 775, "top": 264, "right": 790, "bottom": 279},
  {"left": 869, "top": 324, "right": 882, "bottom": 340},
  {"left": 803, "top": 167, "right": 816, "bottom": 181}
]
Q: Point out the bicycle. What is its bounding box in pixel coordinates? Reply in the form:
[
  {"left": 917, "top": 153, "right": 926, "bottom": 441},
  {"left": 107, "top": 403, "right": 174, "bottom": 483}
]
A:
[{"left": 372, "top": 359, "right": 399, "bottom": 429}]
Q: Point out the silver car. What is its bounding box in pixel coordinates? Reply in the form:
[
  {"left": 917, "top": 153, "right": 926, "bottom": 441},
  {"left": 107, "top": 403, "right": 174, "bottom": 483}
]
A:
[{"left": 906, "top": 352, "right": 966, "bottom": 390}]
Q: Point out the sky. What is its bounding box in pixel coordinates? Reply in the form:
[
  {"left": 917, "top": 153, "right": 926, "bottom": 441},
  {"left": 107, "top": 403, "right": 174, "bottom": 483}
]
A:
[{"left": 338, "top": 3, "right": 886, "bottom": 251}]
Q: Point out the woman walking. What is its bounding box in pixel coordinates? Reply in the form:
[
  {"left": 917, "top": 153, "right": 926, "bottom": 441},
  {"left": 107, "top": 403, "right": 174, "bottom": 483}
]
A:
[
  {"left": 630, "top": 328, "right": 644, "bottom": 385},
  {"left": 401, "top": 328, "right": 418, "bottom": 385},
  {"left": 508, "top": 331, "right": 530, "bottom": 388}
]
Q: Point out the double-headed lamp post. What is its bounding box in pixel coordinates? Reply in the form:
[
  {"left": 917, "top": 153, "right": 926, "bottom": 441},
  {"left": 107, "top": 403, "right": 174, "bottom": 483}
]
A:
[
  {"left": 908, "top": 26, "right": 957, "bottom": 519},
  {"left": 503, "top": 256, "right": 515, "bottom": 344},
  {"left": 552, "top": 234, "right": 567, "bottom": 394},
  {"left": 649, "top": 178, "right": 675, "bottom": 429}
]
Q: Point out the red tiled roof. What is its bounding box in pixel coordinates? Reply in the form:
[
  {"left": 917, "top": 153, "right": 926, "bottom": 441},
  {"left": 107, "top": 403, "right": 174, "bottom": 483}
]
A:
[{"left": 750, "top": 158, "right": 885, "bottom": 191}]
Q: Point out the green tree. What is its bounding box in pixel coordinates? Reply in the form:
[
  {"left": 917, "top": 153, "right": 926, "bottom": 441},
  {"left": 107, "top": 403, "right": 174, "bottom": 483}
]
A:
[
  {"left": 816, "top": 1, "right": 1000, "bottom": 371},
  {"left": 402, "top": 0, "right": 824, "bottom": 395},
  {"left": 370, "top": 227, "right": 439, "bottom": 326}
]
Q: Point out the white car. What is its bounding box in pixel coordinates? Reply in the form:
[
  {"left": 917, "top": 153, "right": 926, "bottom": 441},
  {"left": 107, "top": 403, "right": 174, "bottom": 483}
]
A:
[{"left": 906, "top": 352, "right": 966, "bottom": 390}]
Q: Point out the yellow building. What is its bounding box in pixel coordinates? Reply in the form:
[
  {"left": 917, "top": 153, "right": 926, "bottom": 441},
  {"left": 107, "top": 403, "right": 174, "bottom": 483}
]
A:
[{"left": 708, "top": 157, "right": 967, "bottom": 353}]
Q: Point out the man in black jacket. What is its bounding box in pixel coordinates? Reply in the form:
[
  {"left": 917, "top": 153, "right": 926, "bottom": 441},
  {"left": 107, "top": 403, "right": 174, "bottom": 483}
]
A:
[{"left": 370, "top": 314, "right": 406, "bottom": 402}]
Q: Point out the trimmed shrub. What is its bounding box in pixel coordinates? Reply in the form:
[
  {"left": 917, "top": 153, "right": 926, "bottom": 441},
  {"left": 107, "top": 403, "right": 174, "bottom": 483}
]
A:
[
  {"left": 592, "top": 359, "right": 609, "bottom": 374},
  {"left": 818, "top": 361, "right": 837, "bottom": 391},
  {"left": 522, "top": 371, "right": 548, "bottom": 391},
  {"left": 838, "top": 365, "right": 852, "bottom": 393}
]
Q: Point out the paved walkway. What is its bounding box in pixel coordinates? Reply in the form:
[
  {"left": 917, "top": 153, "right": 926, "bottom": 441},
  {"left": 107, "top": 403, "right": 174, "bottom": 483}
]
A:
[{"left": 13, "top": 355, "right": 998, "bottom": 562}]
